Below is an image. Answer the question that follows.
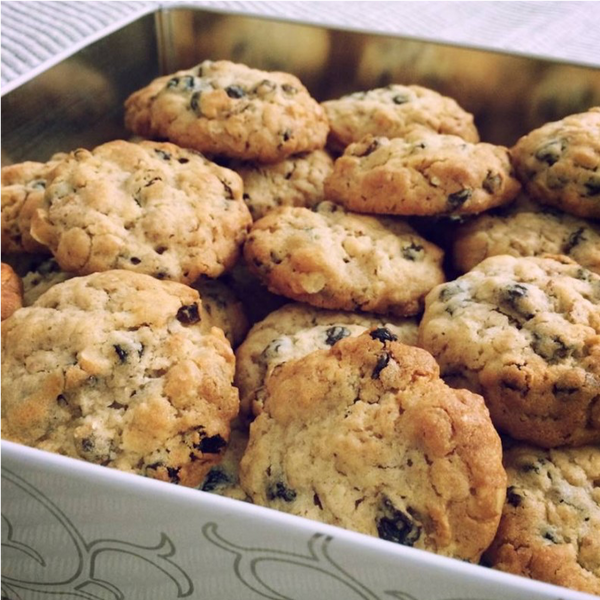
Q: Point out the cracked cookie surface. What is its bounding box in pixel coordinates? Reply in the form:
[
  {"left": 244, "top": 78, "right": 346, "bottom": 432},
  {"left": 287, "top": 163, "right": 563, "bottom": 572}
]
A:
[
  {"left": 418, "top": 254, "right": 600, "bottom": 447},
  {"left": 235, "top": 302, "right": 418, "bottom": 417},
  {"left": 325, "top": 131, "right": 521, "bottom": 216},
  {"left": 124, "top": 60, "right": 329, "bottom": 163},
  {"left": 511, "top": 108, "right": 600, "bottom": 219},
  {"left": 243, "top": 201, "right": 445, "bottom": 316},
  {"left": 485, "top": 444, "right": 600, "bottom": 595},
  {"left": 239, "top": 330, "right": 506, "bottom": 561},
  {"left": 230, "top": 149, "right": 334, "bottom": 220},
  {"left": 1, "top": 270, "right": 239, "bottom": 487},
  {"left": 322, "top": 84, "right": 479, "bottom": 151},
  {"left": 30, "top": 140, "right": 252, "bottom": 283},
  {"left": 452, "top": 195, "right": 600, "bottom": 274}
]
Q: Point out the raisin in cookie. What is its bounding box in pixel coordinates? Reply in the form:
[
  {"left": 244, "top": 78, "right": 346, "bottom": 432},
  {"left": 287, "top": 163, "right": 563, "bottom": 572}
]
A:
[
  {"left": 485, "top": 444, "right": 600, "bottom": 595},
  {"left": 22, "top": 262, "right": 250, "bottom": 346},
  {"left": 235, "top": 302, "right": 418, "bottom": 417},
  {"left": 200, "top": 418, "right": 250, "bottom": 502},
  {"left": 231, "top": 149, "right": 334, "bottom": 220},
  {"left": 30, "top": 140, "right": 252, "bottom": 283},
  {"left": 124, "top": 60, "right": 329, "bottom": 163},
  {"left": 1, "top": 263, "right": 23, "bottom": 320},
  {"left": 418, "top": 254, "right": 600, "bottom": 447},
  {"left": 1, "top": 270, "right": 239, "bottom": 487},
  {"left": 321, "top": 84, "right": 479, "bottom": 152},
  {"left": 244, "top": 202, "right": 445, "bottom": 316},
  {"left": 239, "top": 330, "right": 506, "bottom": 561},
  {"left": 191, "top": 277, "right": 249, "bottom": 348},
  {"left": 453, "top": 195, "right": 600, "bottom": 274},
  {"left": 325, "top": 132, "right": 521, "bottom": 216},
  {"left": 1, "top": 156, "right": 65, "bottom": 254},
  {"left": 511, "top": 108, "right": 600, "bottom": 219}
]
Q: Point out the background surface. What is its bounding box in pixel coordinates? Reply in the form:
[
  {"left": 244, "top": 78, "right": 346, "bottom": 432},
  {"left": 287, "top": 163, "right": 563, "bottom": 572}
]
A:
[{"left": 2, "top": 1, "right": 600, "bottom": 88}]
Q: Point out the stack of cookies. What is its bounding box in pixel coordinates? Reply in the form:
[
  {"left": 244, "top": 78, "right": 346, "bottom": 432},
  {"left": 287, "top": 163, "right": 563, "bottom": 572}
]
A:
[{"left": 2, "top": 58, "right": 598, "bottom": 594}]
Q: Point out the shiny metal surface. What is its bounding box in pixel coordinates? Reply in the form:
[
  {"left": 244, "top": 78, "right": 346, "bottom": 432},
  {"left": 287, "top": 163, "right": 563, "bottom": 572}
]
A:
[
  {"left": 1, "top": 13, "right": 159, "bottom": 164},
  {"left": 2, "top": 6, "right": 599, "bottom": 166}
]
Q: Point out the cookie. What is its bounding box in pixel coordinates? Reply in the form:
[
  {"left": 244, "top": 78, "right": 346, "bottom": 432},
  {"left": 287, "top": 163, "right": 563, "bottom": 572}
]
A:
[
  {"left": 235, "top": 302, "right": 419, "bottom": 417},
  {"left": 191, "top": 277, "right": 249, "bottom": 348},
  {"left": 324, "top": 131, "right": 521, "bottom": 217},
  {"left": 321, "top": 84, "right": 479, "bottom": 152},
  {"left": 21, "top": 263, "right": 255, "bottom": 330},
  {"left": 511, "top": 108, "right": 600, "bottom": 219},
  {"left": 453, "top": 195, "right": 600, "bottom": 274},
  {"left": 418, "top": 254, "right": 600, "bottom": 447},
  {"left": 231, "top": 149, "right": 334, "bottom": 221},
  {"left": 30, "top": 140, "right": 252, "bottom": 283},
  {"left": 124, "top": 60, "right": 329, "bottom": 163},
  {"left": 199, "top": 418, "right": 250, "bottom": 502},
  {"left": 485, "top": 444, "right": 600, "bottom": 595},
  {"left": 21, "top": 259, "right": 251, "bottom": 337},
  {"left": 1, "top": 263, "right": 23, "bottom": 320},
  {"left": 239, "top": 330, "right": 506, "bottom": 562},
  {"left": 1, "top": 270, "right": 239, "bottom": 487},
  {"left": 1, "top": 156, "right": 65, "bottom": 254},
  {"left": 21, "top": 257, "right": 74, "bottom": 306},
  {"left": 243, "top": 201, "right": 445, "bottom": 316}
]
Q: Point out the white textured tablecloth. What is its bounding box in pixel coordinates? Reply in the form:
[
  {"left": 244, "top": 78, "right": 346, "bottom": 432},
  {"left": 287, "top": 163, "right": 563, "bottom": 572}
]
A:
[{"left": 2, "top": 1, "right": 600, "bottom": 89}]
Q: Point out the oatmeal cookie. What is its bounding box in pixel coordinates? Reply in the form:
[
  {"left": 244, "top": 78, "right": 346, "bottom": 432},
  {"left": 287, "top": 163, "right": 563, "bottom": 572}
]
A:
[
  {"left": 1, "top": 270, "right": 239, "bottom": 487},
  {"left": 322, "top": 84, "right": 479, "bottom": 151},
  {"left": 231, "top": 149, "right": 334, "bottom": 220},
  {"left": 418, "top": 254, "right": 600, "bottom": 447},
  {"left": 239, "top": 330, "right": 506, "bottom": 562},
  {"left": 1, "top": 263, "right": 23, "bottom": 320},
  {"left": 30, "top": 140, "right": 252, "bottom": 283},
  {"left": 453, "top": 195, "right": 600, "bottom": 274},
  {"left": 325, "top": 132, "right": 521, "bottom": 216},
  {"left": 124, "top": 60, "right": 329, "bottom": 163},
  {"left": 511, "top": 108, "right": 600, "bottom": 219},
  {"left": 243, "top": 201, "right": 445, "bottom": 316},
  {"left": 485, "top": 444, "right": 600, "bottom": 595},
  {"left": 235, "top": 302, "right": 418, "bottom": 417},
  {"left": 1, "top": 156, "right": 65, "bottom": 254}
]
